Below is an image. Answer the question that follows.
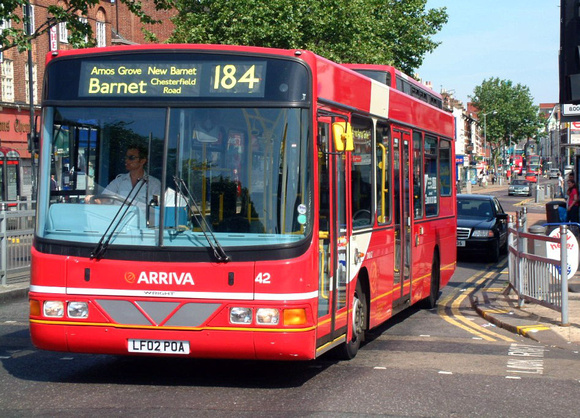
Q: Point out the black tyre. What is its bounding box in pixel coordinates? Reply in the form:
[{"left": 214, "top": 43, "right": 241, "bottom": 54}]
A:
[
  {"left": 489, "top": 239, "right": 500, "bottom": 262},
  {"left": 500, "top": 237, "right": 508, "bottom": 255},
  {"left": 422, "top": 253, "right": 440, "bottom": 309},
  {"left": 336, "top": 281, "right": 367, "bottom": 360}
]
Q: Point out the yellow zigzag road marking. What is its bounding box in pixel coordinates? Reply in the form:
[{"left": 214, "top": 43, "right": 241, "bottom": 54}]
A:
[{"left": 439, "top": 264, "right": 514, "bottom": 342}]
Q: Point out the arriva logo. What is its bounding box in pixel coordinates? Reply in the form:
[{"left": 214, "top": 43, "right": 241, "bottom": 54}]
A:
[{"left": 127, "top": 271, "right": 195, "bottom": 285}]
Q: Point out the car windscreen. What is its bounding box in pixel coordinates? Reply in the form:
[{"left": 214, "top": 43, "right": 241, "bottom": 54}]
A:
[{"left": 457, "top": 199, "right": 494, "bottom": 219}]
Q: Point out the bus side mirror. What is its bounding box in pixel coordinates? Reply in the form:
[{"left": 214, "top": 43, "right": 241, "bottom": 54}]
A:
[{"left": 332, "top": 122, "right": 354, "bottom": 152}]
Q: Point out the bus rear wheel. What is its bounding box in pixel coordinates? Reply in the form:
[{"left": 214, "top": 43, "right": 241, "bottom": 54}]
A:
[
  {"left": 422, "top": 253, "right": 440, "bottom": 309},
  {"left": 336, "top": 281, "right": 367, "bottom": 360}
]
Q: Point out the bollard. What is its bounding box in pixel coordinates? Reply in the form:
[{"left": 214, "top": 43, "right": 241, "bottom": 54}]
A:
[
  {"left": 560, "top": 225, "right": 570, "bottom": 326},
  {"left": 528, "top": 225, "right": 547, "bottom": 256},
  {"left": 517, "top": 216, "right": 525, "bottom": 308},
  {"left": 534, "top": 185, "right": 544, "bottom": 203}
]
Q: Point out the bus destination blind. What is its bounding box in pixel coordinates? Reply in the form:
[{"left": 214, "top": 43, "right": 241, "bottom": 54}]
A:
[{"left": 79, "top": 61, "right": 266, "bottom": 98}]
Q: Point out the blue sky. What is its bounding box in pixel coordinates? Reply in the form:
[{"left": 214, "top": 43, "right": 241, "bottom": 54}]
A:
[{"left": 417, "top": 0, "right": 560, "bottom": 106}]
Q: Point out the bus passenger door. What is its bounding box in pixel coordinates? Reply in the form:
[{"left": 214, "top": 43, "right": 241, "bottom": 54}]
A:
[
  {"left": 392, "top": 128, "right": 412, "bottom": 307},
  {"left": 316, "top": 118, "right": 349, "bottom": 352}
]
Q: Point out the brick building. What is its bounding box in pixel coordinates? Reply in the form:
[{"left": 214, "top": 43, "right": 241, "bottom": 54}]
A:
[{"left": 0, "top": 1, "right": 176, "bottom": 199}]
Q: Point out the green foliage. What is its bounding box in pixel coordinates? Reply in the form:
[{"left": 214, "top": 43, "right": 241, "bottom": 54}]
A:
[
  {"left": 471, "top": 78, "right": 543, "bottom": 165},
  {"left": 0, "top": 0, "right": 176, "bottom": 53},
  {"left": 169, "top": 0, "right": 448, "bottom": 75}
]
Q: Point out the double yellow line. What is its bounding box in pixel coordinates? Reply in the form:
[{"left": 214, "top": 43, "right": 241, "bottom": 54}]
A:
[{"left": 437, "top": 262, "right": 515, "bottom": 342}]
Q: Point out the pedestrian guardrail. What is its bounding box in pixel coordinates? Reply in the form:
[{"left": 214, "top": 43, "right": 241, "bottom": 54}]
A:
[
  {"left": 507, "top": 208, "right": 570, "bottom": 326},
  {"left": 0, "top": 201, "right": 35, "bottom": 286}
]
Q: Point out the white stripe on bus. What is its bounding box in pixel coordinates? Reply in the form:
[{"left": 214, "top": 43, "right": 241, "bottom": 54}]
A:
[{"left": 29, "top": 285, "right": 318, "bottom": 301}]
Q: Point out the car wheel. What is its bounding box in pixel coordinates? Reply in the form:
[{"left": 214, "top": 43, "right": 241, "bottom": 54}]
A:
[
  {"left": 500, "top": 235, "right": 508, "bottom": 254},
  {"left": 489, "top": 239, "right": 500, "bottom": 262}
]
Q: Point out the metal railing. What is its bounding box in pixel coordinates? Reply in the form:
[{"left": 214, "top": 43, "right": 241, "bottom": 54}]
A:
[
  {"left": 0, "top": 201, "right": 35, "bottom": 286},
  {"left": 508, "top": 209, "right": 570, "bottom": 325}
]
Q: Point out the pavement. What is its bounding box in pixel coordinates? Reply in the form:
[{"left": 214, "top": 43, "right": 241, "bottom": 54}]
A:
[
  {"left": 467, "top": 178, "right": 580, "bottom": 351},
  {"left": 1, "top": 178, "right": 579, "bottom": 351}
]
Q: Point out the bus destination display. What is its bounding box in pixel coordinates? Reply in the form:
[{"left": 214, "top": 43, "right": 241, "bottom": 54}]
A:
[{"left": 79, "top": 61, "right": 266, "bottom": 98}]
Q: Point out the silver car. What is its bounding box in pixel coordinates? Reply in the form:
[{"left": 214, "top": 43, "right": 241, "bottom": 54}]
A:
[{"left": 508, "top": 179, "right": 531, "bottom": 196}]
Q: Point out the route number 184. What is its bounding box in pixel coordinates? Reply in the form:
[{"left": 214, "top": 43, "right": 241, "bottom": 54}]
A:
[{"left": 213, "top": 64, "right": 260, "bottom": 90}]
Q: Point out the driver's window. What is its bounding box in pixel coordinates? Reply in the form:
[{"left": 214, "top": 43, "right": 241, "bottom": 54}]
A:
[{"left": 351, "top": 115, "right": 373, "bottom": 228}]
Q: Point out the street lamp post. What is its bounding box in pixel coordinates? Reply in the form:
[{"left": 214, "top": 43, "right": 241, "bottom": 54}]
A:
[{"left": 482, "top": 110, "right": 498, "bottom": 181}]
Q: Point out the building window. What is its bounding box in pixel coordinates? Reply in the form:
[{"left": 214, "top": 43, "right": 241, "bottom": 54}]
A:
[
  {"left": 0, "top": 18, "right": 11, "bottom": 31},
  {"left": 79, "top": 17, "right": 88, "bottom": 43},
  {"left": 58, "top": 21, "right": 68, "bottom": 43},
  {"left": 96, "top": 9, "right": 106, "bottom": 47},
  {"left": 0, "top": 19, "right": 10, "bottom": 62},
  {"left": 23, "top": 4, "right": 35, "bottom": 35},
  {"left": 25, "top": 63, "right": 38, "bottom": 105},
  {"left": 1, "top": 59, "right": 14, "bottom": 102}
]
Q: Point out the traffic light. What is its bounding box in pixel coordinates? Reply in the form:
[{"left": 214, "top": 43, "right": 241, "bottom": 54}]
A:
[{"left": 560, "top": 0, "right": 580, "bottom": 104}]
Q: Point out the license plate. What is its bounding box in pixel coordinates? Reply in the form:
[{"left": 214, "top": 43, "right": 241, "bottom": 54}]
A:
[
  {"left": 128, "top": 339, "right": 190, "bottom": 354},
  {"left": 457, "top": 240, "right": 466, "bottom": 247}
]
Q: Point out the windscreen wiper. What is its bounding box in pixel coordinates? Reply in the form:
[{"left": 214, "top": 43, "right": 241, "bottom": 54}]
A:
[
  {"left": 173, "top": 176, "right": 230, "bottom": 262},
  {"left": 90, "top": 180, "right": 146, "bottom": 260}
]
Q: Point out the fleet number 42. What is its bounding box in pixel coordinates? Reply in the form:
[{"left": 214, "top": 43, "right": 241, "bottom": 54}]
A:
[{"left": 255, "top": 272, "right": 271, "bottom": 284}]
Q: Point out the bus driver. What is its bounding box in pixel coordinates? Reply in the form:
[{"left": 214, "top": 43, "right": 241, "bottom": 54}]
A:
[{"left": 87, "top": 144, "right": 161, "bottom": 205}]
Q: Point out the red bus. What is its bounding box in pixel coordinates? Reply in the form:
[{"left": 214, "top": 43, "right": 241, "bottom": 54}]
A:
[
  {"left": 512, "top": 155, "right": 523, "bottom": 175},
  {"left": 30, "top": 44, "right": 456, "bottom": 360},
  {"left": 343, "top": 64, "right": 444, "bottom": 109}
]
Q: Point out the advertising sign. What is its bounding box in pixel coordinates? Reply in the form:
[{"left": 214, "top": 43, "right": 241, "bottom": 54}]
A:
[{"left": 546, "top": 228, "right": 579, "bottom": 279}]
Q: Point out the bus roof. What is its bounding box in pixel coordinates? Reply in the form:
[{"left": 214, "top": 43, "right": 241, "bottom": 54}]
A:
[{"left": 45, "top": 44, "right": 454, "bottom": 139}]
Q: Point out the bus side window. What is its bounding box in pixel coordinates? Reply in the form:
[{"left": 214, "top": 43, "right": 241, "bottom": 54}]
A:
[
  {"left": 376, "top": 122, "right": 390, "bottom": 224},
  {"left": 351, "top": 115, "right": 373, "bottom": 228},
  {"left": 424, "top": 135, "right": 438, "bottom": 217},
  {"left": 412, "top": 131, "right": 423, "bottom": 219}
]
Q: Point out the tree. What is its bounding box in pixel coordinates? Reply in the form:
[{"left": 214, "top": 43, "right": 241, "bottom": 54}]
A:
[
  {"left": 0, "top": 0, "right": 176, "bottom": 53},
  {"left": 169, "top": 0, "right": 448, "bottom": 75},
  {"left": 470, "top": 78, "right": 542, "bottom": 169}
]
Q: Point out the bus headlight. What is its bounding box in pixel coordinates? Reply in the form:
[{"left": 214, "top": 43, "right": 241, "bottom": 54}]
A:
[
  {"left": 68, "top": 301, "right": 89, "bottom": 318},
  {"left": 43, "top": 301, "right": 64, "bottom": 318},
  {"left": 230, "top": 307, "right": 252, "bottom": 324},
  {"left": 256, "top": 308, "right": 279, "bottom": 325}
]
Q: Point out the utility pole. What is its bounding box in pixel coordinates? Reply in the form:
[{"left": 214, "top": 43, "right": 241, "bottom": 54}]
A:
[{"left": 26, "top": 1, "right": 37, "bottom": 198}]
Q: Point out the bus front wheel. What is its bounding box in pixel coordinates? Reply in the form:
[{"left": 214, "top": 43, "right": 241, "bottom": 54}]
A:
[{"left": 336, "top": 281, "right": 367, "bottom": 360}]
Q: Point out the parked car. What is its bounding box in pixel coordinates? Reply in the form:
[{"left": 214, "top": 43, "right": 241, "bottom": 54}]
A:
[
  {"left": 456, "top": 194, "right": 509, "bottom": 262},
  {"left": 548, "top": 168, "right": 560, "bottom": 179},
  {"left": 508, "top": 179, "right": 531, "bottom": 196},
  {"left": 564, "top": 165, "right": 574, "bottom": 177}
]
